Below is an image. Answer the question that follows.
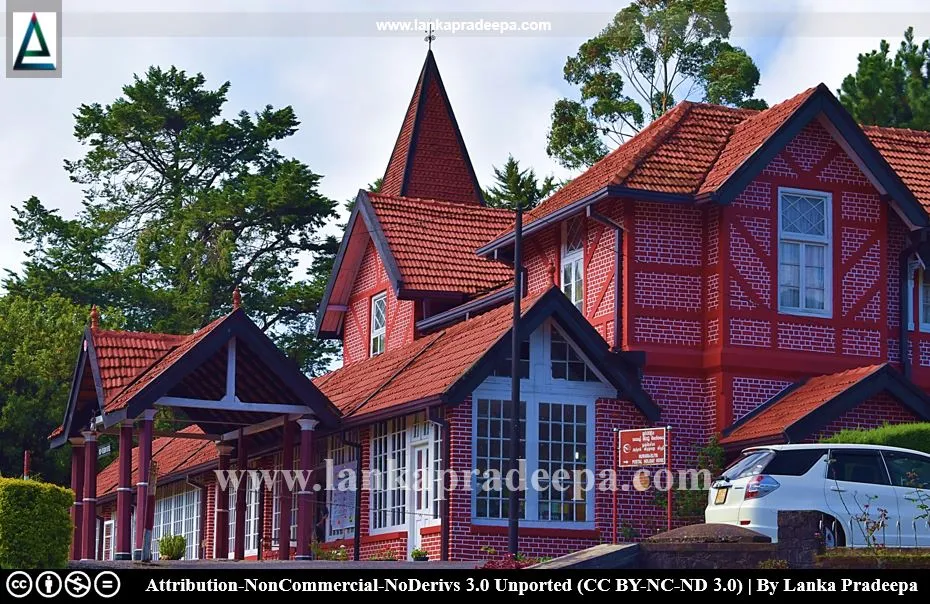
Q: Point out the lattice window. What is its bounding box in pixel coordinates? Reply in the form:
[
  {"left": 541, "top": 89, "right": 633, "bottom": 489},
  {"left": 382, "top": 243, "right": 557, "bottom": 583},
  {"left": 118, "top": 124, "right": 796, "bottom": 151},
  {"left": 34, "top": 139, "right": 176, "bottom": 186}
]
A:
[
  {"left": 370, "top": 292, "right": 387, "bottom": 356},
  {"left": 536, "top": 402, "right": 588, "bottom": 522},
  {"left": 778, "top": 189, "right": 831, "bottom": 315},
  {"left": 474, "top": 398, "right": 526, "bottom": 520},
  {"left": 561, "top": 216, "right": 585, "bottom": 311},
  {"left": 370, "top": 418, "right": 407, "bottom": 531}
]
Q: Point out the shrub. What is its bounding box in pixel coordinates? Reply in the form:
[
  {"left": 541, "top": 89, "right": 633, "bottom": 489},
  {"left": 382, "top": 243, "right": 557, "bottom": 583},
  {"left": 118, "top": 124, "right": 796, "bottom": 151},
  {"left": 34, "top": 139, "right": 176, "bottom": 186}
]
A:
[
  {"left": 481, "top": 554, "right": 550, "bottom": 569},
  {"left": 758, "top": 559, "right": 790, "bottom": 569},
  {"left": 368, "top": 546, "right": 398, "bottom": 561},
  {"left": 822, "top": 423, "right": 930, "bottom": 454},
  {"left": 158, "top": 535, "right": 186, "bottom": 560},
  {"left": 0, "top": 477, "right": 72, "bottom": 569}
]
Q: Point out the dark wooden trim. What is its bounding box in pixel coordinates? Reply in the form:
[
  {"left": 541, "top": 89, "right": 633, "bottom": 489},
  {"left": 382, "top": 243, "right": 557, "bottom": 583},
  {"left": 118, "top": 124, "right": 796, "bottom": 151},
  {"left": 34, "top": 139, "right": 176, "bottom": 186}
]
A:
[
  {"left": 316, "top": 195, "right": 364, "bottom": 339},
  {"left": 356, "top": 192, "right": 404, "bottom": 292}
]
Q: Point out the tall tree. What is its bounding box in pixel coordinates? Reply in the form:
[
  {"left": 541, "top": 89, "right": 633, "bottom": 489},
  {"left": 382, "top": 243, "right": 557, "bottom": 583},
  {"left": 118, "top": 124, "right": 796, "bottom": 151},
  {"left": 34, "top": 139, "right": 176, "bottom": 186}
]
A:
[
  {"left": 483, "top": 155, "right": 559, "bottom": 211},
  {"left": 6, "top": 66, "right": 339, "bottom": 375},
  {"left": 0, "top": 294, "right": 115, "bottom": 483},
  {"left": 839, "top": 27, "right": 930, "bottom": 130},
  {"left": 547, "top": 0, "right": 765, "bottom": 169}
]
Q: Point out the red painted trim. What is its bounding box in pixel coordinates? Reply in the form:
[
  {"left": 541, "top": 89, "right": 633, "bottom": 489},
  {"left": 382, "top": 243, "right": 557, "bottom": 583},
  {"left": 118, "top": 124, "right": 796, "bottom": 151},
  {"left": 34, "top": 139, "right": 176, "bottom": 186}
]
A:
[
  {"left": 468, "top": 524, "right": 600, "bottom": 539},
  {"left": 419, "top": 525, "right": 442, "bottom": 536}
]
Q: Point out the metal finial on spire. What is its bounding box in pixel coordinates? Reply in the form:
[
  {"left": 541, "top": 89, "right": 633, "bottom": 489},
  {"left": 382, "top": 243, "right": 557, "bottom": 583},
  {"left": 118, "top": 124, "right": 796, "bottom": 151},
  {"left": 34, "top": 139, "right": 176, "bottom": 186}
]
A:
[
  {"left": 90, "top": 305, "right": 100, "bottom": 330},
  {"left": 232, "top": 287, "right": 242, "bottom": 310},
  {"left": 424, "top": 24, "right": 435, "bottom": 50}
]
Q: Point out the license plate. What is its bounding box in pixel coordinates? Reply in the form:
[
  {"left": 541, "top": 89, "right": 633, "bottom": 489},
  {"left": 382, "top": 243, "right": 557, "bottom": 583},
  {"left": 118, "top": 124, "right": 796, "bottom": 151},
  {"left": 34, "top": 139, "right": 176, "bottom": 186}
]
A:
[{"left": 714, "top": 488, "right": 728, "bottom": 504}]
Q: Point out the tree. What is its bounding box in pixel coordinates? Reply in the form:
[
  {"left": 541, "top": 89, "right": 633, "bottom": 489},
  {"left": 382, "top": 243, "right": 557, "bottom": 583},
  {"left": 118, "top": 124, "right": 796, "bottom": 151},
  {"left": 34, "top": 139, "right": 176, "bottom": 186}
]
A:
[
  {"left": 5, "top": 66, "right": 339, "bottom": 375},
  {"left": 547, "top": 0, "right": 765, "bottom": 169},
  {"left": 483, "top": 155, "right": 560, "bottom": 211},
  {"left": 0, "top": 295, "right": 111, "bottom": 484},
  {"left": 839, "top": 27, "right": 930, "bottom": 130}
]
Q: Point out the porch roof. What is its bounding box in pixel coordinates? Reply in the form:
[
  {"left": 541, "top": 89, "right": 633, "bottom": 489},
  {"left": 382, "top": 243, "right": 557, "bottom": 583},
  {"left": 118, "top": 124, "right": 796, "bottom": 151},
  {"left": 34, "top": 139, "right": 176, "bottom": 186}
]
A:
[
  {"left": 51, "top": 308, "right": 341, "bottom": 449},
  {"left": 719, "top": 364, "right": 930, "bottom": 447},
  {"left": 314, "top": 285, "right": 658, "bottom": 424}
]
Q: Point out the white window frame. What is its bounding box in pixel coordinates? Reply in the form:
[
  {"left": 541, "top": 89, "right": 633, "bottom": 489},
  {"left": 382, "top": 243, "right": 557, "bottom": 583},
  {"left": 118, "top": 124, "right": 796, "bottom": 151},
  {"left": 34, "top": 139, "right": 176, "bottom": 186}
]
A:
[
  {"left": 370, "top": 292, "right": 387, "bottom": 356},
  {"left": 560, "top": 217, "right": 585, "bottom": 311},
  {"left": 272, "top": 446, "right": 300, "bottom": 548},
  {"left": 102, "top": 519, "right": 115, "bottom": 561},
  {"left": 906, "top": 261, "right": 930, "bottom": 333},
  {"left": 369, "top": 417, "right": 407, "bottom": 535},
  {"left": 367, "top": 414, "right": 442, "bottom": 538},
  {"left": 471, "top": 320, "right": 612, "bottom": 530},
  {"left": 777, "top": 187, "right": 832, "bottom": 318},
  {"left": 151, "top": 483, "right": 201, "bottom": 560},
  {"left": 228, "top": 473, "right": 261, "bottom": 559}
]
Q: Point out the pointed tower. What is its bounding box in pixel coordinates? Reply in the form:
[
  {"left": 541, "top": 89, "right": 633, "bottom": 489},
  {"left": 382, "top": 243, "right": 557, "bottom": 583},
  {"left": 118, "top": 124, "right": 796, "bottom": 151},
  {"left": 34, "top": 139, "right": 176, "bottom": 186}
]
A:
[{"left": 381, "top": 50, "right": 484, "bottom": 205}]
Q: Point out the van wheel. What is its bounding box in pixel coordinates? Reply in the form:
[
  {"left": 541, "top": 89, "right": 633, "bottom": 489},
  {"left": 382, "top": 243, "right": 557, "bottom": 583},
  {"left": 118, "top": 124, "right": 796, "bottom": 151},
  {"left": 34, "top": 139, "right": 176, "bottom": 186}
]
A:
[{"left": 821, "top": 515, "right": 845, "bottom": 548}]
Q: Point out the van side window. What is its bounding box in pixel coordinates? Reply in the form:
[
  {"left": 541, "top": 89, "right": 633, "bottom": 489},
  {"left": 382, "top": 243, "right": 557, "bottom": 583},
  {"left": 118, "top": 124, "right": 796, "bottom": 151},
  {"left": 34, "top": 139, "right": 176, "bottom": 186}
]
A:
[
  {"left": 762, "top": 449, "right": 826, "bottom": 476},
  {"left": 883, "top": 452, "right": 930, "bottom": 489},
  {"left": 828, "top": 450, "right": 890, "bottom": 485}
]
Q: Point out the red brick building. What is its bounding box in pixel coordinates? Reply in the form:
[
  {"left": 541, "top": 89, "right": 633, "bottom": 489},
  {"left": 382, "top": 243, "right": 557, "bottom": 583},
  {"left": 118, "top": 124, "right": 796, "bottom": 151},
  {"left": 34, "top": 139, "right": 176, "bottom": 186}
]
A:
[{"left": 52, "top": 50, "right": 930, "bottom": 562}]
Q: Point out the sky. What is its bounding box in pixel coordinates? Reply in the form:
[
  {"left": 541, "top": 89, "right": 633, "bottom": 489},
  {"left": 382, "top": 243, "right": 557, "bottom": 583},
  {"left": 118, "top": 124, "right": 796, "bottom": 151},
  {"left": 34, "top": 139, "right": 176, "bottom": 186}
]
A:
[{"left": 1, "top": 0, "right": 930, "bottom": 279}]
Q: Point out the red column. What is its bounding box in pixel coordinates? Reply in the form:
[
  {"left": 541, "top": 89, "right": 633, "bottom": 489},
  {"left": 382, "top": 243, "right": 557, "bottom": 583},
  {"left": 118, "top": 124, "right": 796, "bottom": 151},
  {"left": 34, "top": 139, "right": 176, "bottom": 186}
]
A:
[
  {"left": 133, "top": 410, "right": 154, "bottom": 560},
  {"left": 69, "top": 437, "right": 85, "bottom": 560},
  {"left": 234, "top": 431, "right": 247, "bottom": 560},
  {"left": 295, "top": 418, "right": 318, "bottom": 561},
  {"left": 214, "top": 444, "right": 233, "bottom": 559},
  {"left": 278, "top": 421, "right": 294, "bottom": 560},
  {"left": 115, "top": 422, "right": 133, "bottom": 560},
  {"left": 81, "top": 431, "right": 98, "bottom": 560}
]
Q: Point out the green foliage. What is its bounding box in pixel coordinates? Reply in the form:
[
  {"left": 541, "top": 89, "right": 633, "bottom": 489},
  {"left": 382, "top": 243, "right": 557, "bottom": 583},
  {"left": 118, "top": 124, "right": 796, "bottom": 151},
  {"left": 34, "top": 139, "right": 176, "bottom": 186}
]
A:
[
  {"left": 483, "top": 155, "right": 560, "bottom": 211},
  {"left": 0, "top": 477, "right": 73, "bottom": 569},
  {"left": 157, "top": 534, "right": 186, "bottom": 560},
  {"left": 311, "top": 542, "right": 349, "bottom": 561},
  {"left": 758, "top": 558, "right": 790, "bottom": 569},
  {"left": 0, "top": 295, "right": 116, "bottom": 483},
  {"left": 839, "top": 27, "right": 930, "bottom": 130},
  {"left": 547, "top": 0, "right": 764, "bottom": 169},
  {"left": 5, "top": 66, "right": 339, "bottom": 375},
  {"left": 653, "top": 436, "right": 725, "bottom": 518},
  {"left": 367, "top": 546, "right": 398, "bottom": 561},
  {"left": 410, "top": 547, "right": 428, "bottom": 559},
  {"left": 821, "top": 422, "right": 930, "bottom": 454}
]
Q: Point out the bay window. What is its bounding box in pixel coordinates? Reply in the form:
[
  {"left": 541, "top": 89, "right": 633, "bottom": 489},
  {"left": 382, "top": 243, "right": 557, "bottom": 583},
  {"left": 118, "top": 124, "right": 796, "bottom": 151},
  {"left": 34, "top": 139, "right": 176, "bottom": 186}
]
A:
[{"left": 778, "top": 189, "right": 831, "bottom": 316}]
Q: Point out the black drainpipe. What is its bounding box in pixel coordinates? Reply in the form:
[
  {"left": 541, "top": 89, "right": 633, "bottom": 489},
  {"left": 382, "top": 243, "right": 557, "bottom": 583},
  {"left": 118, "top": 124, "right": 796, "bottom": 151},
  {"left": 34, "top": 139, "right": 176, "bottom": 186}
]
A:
[
  {"left": 900, "top": 228, "right": 930, "bottom": 379},
  {"left": 339, "top": 431, "right": 363, "bottom": 562},
  {"left": 588, "top": 207, "right": 625, "bottom": 349}
]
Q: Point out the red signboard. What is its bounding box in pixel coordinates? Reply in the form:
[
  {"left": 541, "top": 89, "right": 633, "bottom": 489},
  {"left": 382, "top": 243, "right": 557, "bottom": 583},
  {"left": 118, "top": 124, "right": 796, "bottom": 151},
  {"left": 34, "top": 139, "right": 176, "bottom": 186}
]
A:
[{"left": 618, "top": 427, "right": 667, "bottom": 467}]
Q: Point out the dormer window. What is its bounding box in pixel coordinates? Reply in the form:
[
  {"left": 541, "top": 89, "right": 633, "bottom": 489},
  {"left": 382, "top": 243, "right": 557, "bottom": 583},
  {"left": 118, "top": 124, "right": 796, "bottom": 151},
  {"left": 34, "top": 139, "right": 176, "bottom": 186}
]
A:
[
  {"left": 370, "top": 292, "right": 386, "bottom": 356},
  {"left": 561, "top": 217, "right": 584, "bottom": 311}
]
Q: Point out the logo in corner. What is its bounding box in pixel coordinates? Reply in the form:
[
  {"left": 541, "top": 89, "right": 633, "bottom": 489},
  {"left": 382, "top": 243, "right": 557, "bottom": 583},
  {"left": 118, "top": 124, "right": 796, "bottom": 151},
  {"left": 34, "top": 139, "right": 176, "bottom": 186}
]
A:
[{"left": 12, "top": 12, "right": 57, "bottom": 71}]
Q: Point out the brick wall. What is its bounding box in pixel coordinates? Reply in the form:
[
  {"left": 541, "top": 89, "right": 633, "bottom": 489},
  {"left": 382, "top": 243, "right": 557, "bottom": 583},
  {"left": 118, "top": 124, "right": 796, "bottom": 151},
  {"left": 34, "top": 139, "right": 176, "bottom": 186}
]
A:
[
  {"left": 811, "top": 392, "right": 920, "bottom": 441},
  {"left": 343, "top": 240, "right": 416, "bottom": 365},
  {"left": 731, "top": 376, "right": 793, "bottom": 421}
]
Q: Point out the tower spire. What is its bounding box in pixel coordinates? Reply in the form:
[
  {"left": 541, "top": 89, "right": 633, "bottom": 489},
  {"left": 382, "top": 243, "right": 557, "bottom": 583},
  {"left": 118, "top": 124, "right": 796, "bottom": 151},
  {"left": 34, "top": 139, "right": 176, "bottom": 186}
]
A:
[{"left": 380, "top": 48, "right": 484, "bottom": 205}]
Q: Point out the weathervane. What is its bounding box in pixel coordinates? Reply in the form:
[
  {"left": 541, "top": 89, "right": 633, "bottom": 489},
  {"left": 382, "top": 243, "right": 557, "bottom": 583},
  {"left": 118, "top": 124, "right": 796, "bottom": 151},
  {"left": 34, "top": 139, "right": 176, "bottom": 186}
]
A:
[{"left": 424, "top": 24, "right": 435, "bottom": 50}]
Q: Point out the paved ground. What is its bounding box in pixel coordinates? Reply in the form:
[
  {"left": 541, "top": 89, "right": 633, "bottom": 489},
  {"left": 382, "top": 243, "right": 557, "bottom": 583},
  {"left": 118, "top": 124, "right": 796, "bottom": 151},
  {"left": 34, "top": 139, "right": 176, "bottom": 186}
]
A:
[{"left": 70, "top": 559, "right": 482, "bottom": 570}]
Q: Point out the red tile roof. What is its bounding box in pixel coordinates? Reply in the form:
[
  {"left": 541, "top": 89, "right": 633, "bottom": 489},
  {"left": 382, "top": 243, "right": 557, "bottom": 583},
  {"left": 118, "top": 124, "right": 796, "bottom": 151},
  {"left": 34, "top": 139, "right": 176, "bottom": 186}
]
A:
[
  {"left": 92, "top": 330, "right": 187, "bottom": 405},
  {"left": 97, "top": 426, "right": 217, "bottom": 498},
  {"left": 864, "top": 125, "right": 930, "bottom": 213},
  {"left": 315, "top": 288, "right": 549, "bottom": 419},
  {"left": 699, "top": 87, "right": 817, "bottom": 193},
  {"left": 719, "top": 364, "right": 886, "bottom": 445},
  {"left": 368, "top": 192, "right": 514, "bottom": 294},
  {"left": 380, "top": 50, "right": 483, "bottom": 205},
  {"left": 490, "top": 84, "right": 930, "bottom": 245},
  {"left": 103, "top": 314, "right": 228, "bottom": 412}
]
